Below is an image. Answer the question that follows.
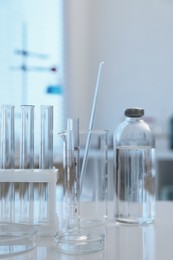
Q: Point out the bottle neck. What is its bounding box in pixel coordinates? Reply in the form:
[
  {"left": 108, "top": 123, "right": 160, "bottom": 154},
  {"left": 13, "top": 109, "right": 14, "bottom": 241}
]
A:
[{"left": 126, "top": 116, "right": 143, "bottom": 122}]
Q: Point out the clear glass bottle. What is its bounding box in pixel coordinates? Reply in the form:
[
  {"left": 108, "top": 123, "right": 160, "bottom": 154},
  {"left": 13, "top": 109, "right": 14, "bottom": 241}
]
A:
[{"left": 114, "top": 108, "right": 155, "bottom": 224}]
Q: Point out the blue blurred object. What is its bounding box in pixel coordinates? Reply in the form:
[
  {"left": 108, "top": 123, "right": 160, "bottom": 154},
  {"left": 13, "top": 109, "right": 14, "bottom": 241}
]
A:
[{"left": 46, "top": 85, "right": 63, "bottom": 95}]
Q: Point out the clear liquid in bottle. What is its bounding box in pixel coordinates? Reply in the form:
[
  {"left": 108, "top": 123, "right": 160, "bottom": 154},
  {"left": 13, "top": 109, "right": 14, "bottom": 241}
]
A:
[{"left": 115, "top": 145, "right": 155, "bottom": 224}]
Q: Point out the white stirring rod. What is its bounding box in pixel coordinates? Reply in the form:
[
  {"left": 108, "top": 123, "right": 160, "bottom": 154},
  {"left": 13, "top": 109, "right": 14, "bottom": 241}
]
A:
[{"left": 80, "top": 61, "right": 104, "bottom": 187}]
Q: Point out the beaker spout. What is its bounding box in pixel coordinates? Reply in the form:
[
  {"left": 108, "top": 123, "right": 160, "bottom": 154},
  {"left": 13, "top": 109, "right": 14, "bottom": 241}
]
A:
[{"left": 58, "top": 131, "right": 67, "bottom": 143}]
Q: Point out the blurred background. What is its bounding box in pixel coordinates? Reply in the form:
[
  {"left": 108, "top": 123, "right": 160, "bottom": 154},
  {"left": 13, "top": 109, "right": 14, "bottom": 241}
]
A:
[{"left": 1, "top": 0, "right": 173, "bottom": 200}]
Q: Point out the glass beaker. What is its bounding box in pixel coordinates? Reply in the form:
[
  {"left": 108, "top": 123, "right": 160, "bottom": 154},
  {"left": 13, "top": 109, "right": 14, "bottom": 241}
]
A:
[
  {"left": 55, "top": 118, "right": 105, "bottom": 254},
  {"left": 80, "top": 130, "right": 108, "bottom": 228},
  {"left": 115, "top": 223, "right": 155, "bottom": 260}
]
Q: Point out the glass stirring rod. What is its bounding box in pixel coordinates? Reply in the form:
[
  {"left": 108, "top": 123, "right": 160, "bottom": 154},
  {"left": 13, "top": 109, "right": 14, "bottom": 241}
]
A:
[
  {"left": 1, "top": 105, "right": 15, "bottom": 222},
  {"left": 19, "top": 105, "right": 34, "bottom": 222},
  {"left": 39, "top": 105, "right": 53, "bottom": 223}
]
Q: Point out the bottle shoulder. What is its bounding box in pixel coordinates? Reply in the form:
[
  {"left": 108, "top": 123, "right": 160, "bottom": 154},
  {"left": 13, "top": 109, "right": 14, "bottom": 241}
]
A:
[
  {"left": 115, "top": 118, "right": 151, "bottom": 134},
  {"left": 114, "top": 118, "right": 155, "bottom": 147}
]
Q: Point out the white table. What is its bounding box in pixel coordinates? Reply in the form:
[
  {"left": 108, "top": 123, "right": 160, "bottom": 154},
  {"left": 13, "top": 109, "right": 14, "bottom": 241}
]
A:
[{"left": 6, "top": 201, "right": 173, "bottom": 260}]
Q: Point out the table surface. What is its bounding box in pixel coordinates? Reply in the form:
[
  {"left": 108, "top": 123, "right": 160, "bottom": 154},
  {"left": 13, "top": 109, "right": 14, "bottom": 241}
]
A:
[{"left": 5, "top": 201, "right": 173, "bottom": 260}]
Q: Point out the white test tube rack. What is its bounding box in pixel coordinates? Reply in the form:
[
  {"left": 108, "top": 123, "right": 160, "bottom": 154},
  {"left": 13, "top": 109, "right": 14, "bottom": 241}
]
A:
[
  {"left": 0, "top": 168, "right": 59, "bottom": 236},
  {"left": 0, "top": 105, "right": 59, "bottom": 236}
]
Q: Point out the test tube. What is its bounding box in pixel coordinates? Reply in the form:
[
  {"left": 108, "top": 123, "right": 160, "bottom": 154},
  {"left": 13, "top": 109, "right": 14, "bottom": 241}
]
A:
[
  {"left": 20, "top": 105, "right": 34, "bottom": 169},
  {"left": 39, "top": 105, "right": 53, "bottom": 169},
  {"left": 19, "top": 105, "right": 34, "bottom": 222},
  {"left": 39, "top": 105, "right": 53, "bottom": 223},
  {"left": 0, "top": 105, "right": 15, "bottom": 222}
]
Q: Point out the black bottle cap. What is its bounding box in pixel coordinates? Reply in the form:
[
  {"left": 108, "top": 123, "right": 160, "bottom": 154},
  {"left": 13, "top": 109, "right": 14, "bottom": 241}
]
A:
[{"left": 124, "top": 108, "right": 144, "bottom": 117}]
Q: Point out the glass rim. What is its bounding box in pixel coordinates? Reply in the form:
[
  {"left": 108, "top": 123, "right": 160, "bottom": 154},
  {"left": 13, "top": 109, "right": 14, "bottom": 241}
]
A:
[{"left": 59, "top": 129, "right": 108, "bottom": 136}]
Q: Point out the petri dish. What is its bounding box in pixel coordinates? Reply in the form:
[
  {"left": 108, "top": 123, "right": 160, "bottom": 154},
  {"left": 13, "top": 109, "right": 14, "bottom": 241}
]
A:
[
  {"left": 55, "top": 228, "right": 104, "bottom": 255},
  {"left": 0, "top": 223, "right": 37, "bottom": 258}
]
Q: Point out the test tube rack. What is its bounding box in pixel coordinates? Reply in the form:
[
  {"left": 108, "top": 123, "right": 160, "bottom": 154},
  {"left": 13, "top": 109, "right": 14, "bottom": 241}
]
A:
[{"left": 0, "top": 168, "right": 59, "bottom": 236}]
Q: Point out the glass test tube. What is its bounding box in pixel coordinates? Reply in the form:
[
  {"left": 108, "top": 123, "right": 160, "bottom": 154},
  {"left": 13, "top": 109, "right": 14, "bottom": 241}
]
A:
[
  {"left": 39, "top": 105, "right": 53, "bottom": 169},
  {"left": 39, "top": 105, "right": 53, "bottom": 223},
  {"left": 0, "top": 105, "right": 15, "bottom": 222},
  {"left": 19, "top": 105, "right": 34, "bottom": 222}
]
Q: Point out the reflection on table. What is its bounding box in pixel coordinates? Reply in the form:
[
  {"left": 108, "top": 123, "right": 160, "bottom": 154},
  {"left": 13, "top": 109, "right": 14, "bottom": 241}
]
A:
[{"left": 6, "top": 201, "right": 173, "bottom": 260}]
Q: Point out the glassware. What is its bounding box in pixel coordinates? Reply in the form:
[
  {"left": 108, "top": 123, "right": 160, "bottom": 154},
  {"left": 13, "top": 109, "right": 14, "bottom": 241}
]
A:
[
  {"left": 0, "top": 223, "right": 37, "bottom": 257},
  {"left": 80, "top": 130, "right": 108, "bottom": 228},
  {"left": 59, "top": 118, "right": 80, "bottom": 231},
  {"left": 39, "top": 105, "right": 53, "bottom": 223},
  {"left": 19, "top": 105, "right": 35, "bottom": 222},
  {"left": 0, "top": 105, "right": 15, "bottom": 222},
  {"left": 114, "top": 108, "right": 156, "bottom": 224},
  {"left": 115, "top": 224, "right": 155, "bottom": 260},
  {"left": 39, "top": 105, "right": 53, "bottom": 169},
  {"left": 55, "top": 118, "right": 104, "bottom": 254}
]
